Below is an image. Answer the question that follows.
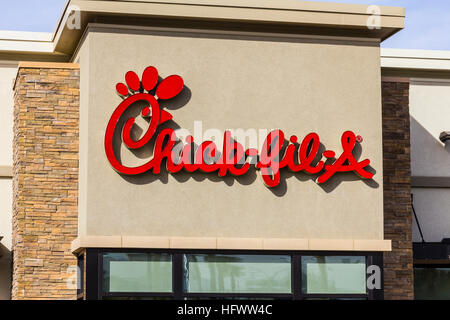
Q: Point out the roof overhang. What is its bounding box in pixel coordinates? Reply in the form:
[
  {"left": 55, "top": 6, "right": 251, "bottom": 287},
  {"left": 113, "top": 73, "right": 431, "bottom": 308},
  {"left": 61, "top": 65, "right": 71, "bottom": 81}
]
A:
[
  {"left": 0, "top": 30, "right": 69, "bottom": 62},
  {"left": 381, "top": 49, "right": 450, "bottom": 78},
  {"left": 0, "top": 0, "right": 405, "bottom": 62}
]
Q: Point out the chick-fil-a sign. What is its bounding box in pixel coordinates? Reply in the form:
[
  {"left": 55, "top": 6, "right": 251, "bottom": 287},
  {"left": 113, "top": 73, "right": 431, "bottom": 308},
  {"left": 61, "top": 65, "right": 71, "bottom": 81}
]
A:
[{"left": 105, "top": 66, "right": 374, "bottom": 188}]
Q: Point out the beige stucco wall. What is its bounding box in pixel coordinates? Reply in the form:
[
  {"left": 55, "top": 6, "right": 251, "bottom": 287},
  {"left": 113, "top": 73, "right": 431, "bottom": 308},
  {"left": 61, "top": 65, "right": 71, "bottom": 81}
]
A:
[
  {"left": 77, "top": 26, "right": 385, "bottom": 242},
  {"left": 410, "top": 79, "right": 450, "bottom": 242},
  {"left": 0, "top": 64, "right": 16, "bottom": 300},
  {"left": 0, "top": 65, "right": 15, "bottom": 165}
]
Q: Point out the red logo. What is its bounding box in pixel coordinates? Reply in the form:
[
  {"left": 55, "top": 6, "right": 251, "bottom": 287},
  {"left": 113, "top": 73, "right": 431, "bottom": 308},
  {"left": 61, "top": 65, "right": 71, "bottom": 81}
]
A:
[{"left": 105, "top": 66, "right": 374, "bottom": 188}]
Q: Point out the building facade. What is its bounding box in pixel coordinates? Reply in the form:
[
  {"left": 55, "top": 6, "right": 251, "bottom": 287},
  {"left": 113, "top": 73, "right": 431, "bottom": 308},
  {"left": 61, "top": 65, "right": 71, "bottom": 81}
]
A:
[
  {"left": 381, "top": 49, "right": 450, "bottom": 299},
  {"left": 0, "top": 0, "right": 448, "bottom": 300}
]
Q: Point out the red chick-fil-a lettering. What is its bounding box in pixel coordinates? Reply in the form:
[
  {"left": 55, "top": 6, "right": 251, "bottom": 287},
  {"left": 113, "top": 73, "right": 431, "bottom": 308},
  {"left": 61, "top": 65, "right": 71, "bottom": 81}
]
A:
[{"left": 104, "top": 66, "right": 375, "bottom": 188}]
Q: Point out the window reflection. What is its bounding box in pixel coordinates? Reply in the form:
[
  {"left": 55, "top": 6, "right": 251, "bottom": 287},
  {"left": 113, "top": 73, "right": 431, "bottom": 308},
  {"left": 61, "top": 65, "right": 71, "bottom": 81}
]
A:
[
  {"left": 302, "top": 256, "right": 366, "bottom": 294},
  {"left": 184, "top": 254, "right": 291, "bottom": 294},
  {"left": 415, "top": 267, "right": 450, "bottom": 300},
  {"left": 103, "top": 253, "right": 172, "bottom": 293}
]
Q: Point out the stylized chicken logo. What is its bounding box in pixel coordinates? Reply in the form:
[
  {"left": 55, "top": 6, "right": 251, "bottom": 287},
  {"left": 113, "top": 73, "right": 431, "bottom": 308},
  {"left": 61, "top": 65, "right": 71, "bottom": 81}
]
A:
[{"left": 104, "top": 67, "right": 184, "bottom": 174}]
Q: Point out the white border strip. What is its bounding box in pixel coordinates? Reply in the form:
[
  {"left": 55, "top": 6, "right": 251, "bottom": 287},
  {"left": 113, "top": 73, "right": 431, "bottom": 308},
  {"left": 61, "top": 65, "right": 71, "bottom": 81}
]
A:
[
  {"left": 71, "top": 236, "right": 392, "bottom": 253},
  {"left": 381, "top": 48, "right": 450, "bottom": 71}
]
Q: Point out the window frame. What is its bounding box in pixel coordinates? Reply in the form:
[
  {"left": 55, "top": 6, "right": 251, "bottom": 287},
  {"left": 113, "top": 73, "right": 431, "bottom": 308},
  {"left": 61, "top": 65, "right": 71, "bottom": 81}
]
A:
[
  {"left": 102, "top": 252, "right": 173, "bottom": 294},
  {"left": 300, "top": 255, "right": 368, "bottom": 296},
  {"left": 183, "top": 253, "right": 293, "bottom": 296},
  {"left": 76, "top": 252, "right": 85, "bottom": 300},
  {"left": 79, "top": 248, "right": 383, "bottom": 300}
]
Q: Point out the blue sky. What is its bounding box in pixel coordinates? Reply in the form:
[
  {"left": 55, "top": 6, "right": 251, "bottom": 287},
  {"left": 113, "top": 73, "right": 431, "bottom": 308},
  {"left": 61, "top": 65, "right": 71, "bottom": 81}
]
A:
[
  {"left": 0, "top": 0, "right": 449, "bottom": 50},
  {"left": 316, "top": 0, "right": 450, "bottom": 50}
]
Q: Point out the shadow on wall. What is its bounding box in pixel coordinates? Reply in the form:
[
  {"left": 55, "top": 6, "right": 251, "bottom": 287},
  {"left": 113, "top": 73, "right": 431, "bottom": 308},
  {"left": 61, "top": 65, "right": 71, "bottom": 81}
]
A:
[
  {"left": 111, "top": 84, "right": 380, "bottom": 197},
  {"left": 0, "top": 243, "right": 11, "bottom": 300},
  {"left": 105, "top": 26, "right": 379, "bottom": 48},
  {"left": 410, "top": 116, "right": 450, "bottom": 177},
  {"left": 410, "top": 115, "right": 450, "bottom": 242}
]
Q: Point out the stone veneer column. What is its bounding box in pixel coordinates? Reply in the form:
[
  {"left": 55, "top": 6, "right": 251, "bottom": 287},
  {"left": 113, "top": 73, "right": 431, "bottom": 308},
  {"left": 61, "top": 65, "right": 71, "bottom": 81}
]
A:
[
  {"left": 12, "top": 63, "right": 79, "bottom": 299},
  {"left": 382, "top": 79, "right": 414, "bottom": 300}
]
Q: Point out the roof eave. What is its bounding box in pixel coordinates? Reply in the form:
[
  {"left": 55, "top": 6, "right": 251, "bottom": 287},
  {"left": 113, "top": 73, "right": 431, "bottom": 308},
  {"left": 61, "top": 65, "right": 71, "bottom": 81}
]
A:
[{"left": 53, "top": 0, "right": 405, "bottom": 58}]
